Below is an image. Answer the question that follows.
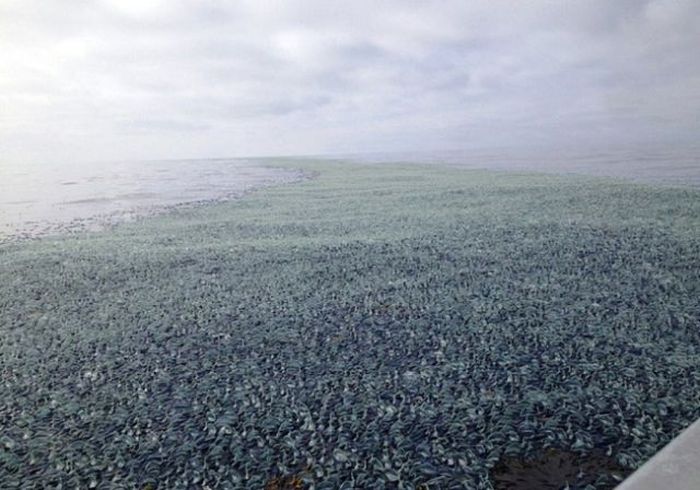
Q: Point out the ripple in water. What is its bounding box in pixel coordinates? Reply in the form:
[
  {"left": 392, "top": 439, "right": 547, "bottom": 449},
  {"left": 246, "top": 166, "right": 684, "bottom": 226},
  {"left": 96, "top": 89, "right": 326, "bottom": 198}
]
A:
[{"left": 0, "top": 158, "right": 302, "bottom": 241}]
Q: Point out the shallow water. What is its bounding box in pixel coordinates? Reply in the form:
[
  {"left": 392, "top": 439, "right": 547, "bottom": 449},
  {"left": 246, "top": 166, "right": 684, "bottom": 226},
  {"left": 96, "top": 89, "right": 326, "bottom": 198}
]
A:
[{"left": 0, "top": 159, "right": 300, "bottom": 240}]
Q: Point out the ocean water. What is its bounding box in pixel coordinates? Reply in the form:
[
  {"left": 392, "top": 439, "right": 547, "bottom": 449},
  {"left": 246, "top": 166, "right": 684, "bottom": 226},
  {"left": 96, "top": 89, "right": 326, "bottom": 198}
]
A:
[
  {"left": 345, "top": 146, "right": 700, "bottom": 187},
  {"left": 0, "top": 158, "right": 300, "bottom": 240},
  {"left": 2, "top": 147, "right": 698, "bottom": 240}
]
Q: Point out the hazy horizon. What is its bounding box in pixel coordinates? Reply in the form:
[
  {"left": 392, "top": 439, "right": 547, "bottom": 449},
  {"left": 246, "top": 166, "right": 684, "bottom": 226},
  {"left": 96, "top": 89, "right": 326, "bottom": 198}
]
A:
[{"left": 1, "top": 0, "right": 699, "bottom": 165}]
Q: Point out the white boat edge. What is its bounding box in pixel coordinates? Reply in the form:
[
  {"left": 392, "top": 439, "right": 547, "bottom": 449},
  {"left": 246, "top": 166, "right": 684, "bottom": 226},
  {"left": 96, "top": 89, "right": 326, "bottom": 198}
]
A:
[{"left": 617, "top": 418, "right": 700, "bottom": 489}]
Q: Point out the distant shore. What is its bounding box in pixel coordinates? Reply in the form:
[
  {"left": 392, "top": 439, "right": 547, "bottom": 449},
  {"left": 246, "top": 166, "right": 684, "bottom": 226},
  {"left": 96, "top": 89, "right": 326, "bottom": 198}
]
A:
[{"left": 1, "top": 160, "right": 699, "bottom": 488}]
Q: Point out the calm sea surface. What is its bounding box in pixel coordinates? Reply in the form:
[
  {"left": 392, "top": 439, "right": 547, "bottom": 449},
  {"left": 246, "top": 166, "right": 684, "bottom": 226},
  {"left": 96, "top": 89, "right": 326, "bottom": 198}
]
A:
[
  {"left": 0, "top": 159, "right": 300, "bottom": 240},
  {"left": 1, "top": 147, "right": 698, "bottom": 240},
  {"left": 344, "top": 146, "right": 700, "bottom": 186}
]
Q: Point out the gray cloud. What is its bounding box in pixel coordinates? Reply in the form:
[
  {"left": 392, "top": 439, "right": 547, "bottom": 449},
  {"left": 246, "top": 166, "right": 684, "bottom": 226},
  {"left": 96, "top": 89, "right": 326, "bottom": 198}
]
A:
[{"left": 1, "top": 0, "right": 698, "bottom": 163}]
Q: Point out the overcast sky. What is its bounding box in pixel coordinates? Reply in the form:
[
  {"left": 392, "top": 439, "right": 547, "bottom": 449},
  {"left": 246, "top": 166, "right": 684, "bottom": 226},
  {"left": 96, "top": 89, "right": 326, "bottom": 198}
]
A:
[{"left": 1, "top": 0, "right": 699, "bottom": 163}]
